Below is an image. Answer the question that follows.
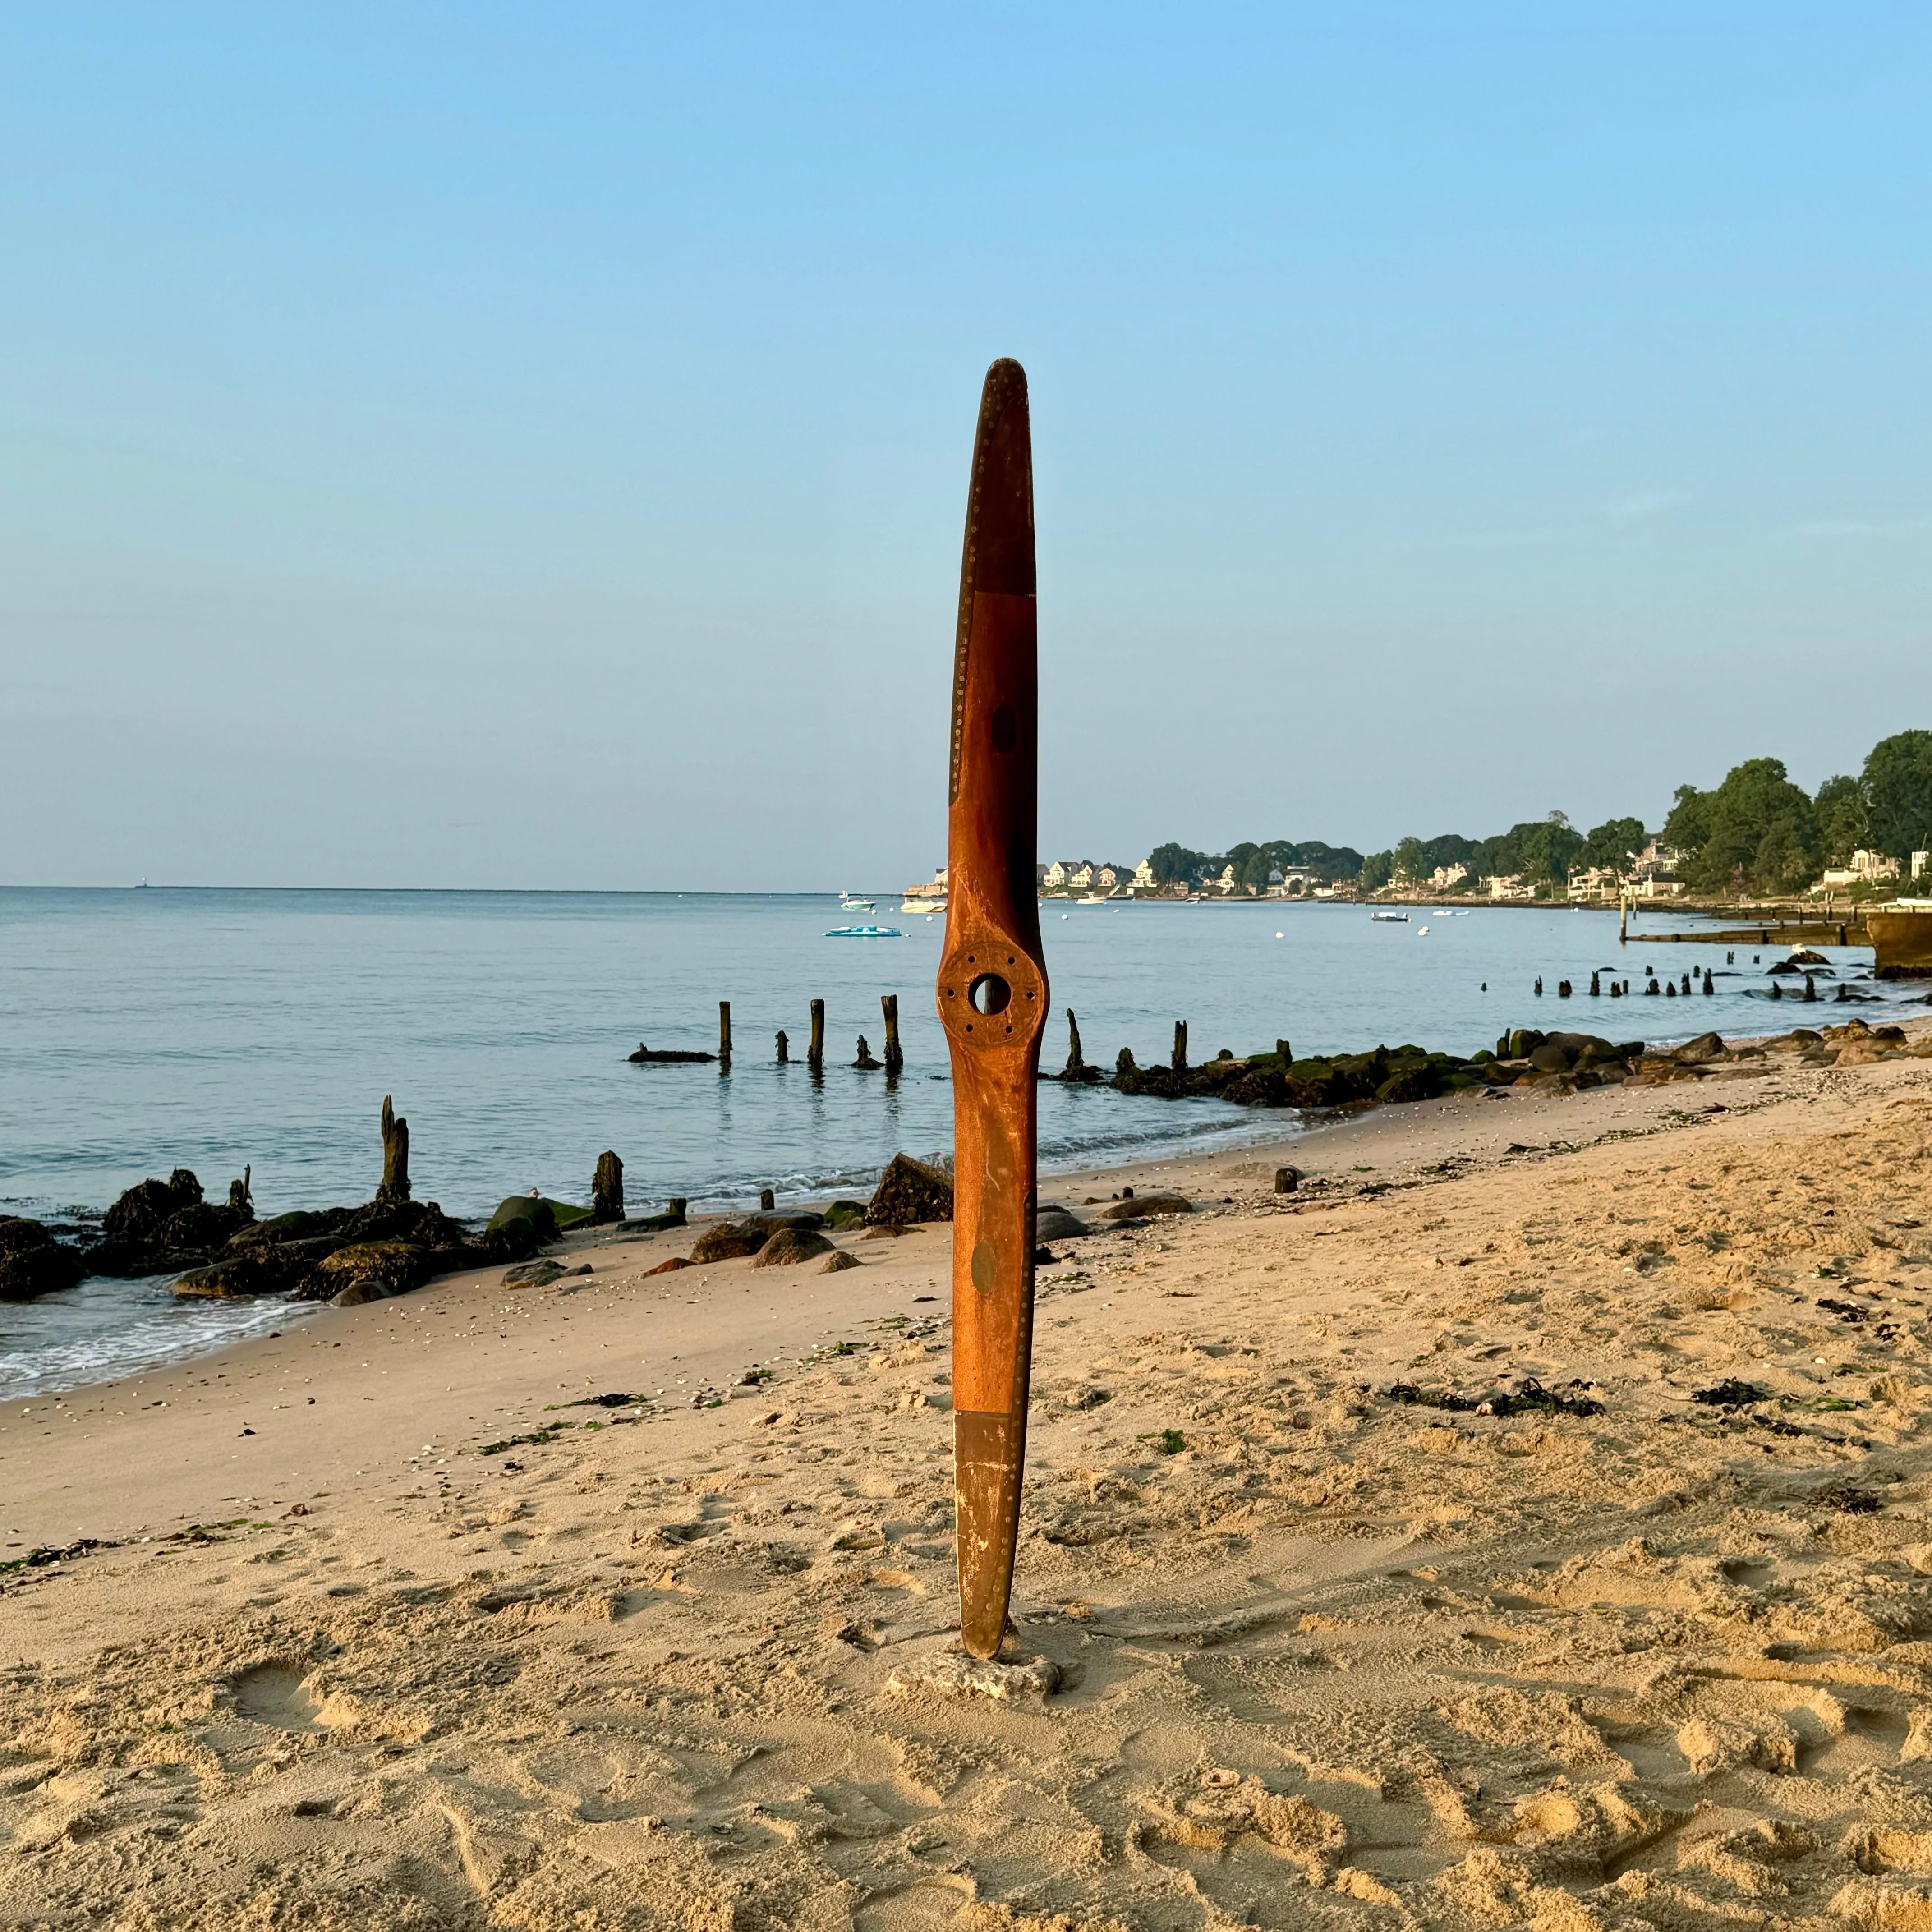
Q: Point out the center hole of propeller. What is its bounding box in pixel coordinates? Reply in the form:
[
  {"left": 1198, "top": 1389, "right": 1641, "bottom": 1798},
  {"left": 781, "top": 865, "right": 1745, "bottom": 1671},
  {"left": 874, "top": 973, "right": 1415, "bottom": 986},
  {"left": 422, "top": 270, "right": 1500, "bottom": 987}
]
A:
[{"left": 968, "top": 973, "right": 1012, "bottom": 1016}]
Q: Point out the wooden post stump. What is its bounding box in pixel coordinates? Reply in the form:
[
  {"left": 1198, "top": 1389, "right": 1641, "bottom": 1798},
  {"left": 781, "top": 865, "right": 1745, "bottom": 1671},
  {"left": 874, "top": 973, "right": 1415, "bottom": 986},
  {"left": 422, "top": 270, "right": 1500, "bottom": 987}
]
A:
[
  {"left": 378, "top": 1095, "right": 411, "bottom": 1205},
  {"left": 592, "top": 1151, "right": 624, "bottom": 1224},
  {"left": 759, "top": 1187, "right": 775, "bottom": 1211},
  {"left": 809, "top": 998, "right": 825, "bottom": 1073},
  {"left": 776, "top": 1030, "right": 789, "bottom": 1064},
  {"left": 1171, "top": 1021, "right": 1188, "bottom": 1071},
  {"left": 1276, "top": 1037, "right": 1291, "bottom": 1065},
  {"left": 1065, "top": 1009, "right": 1086, "bottom": 1075},
  {"left": 882, "top": 994, "right": 903, "bottom": 1075},
  {"left": 718, "top": 1001, "right": 733, "bottom": 1066}
]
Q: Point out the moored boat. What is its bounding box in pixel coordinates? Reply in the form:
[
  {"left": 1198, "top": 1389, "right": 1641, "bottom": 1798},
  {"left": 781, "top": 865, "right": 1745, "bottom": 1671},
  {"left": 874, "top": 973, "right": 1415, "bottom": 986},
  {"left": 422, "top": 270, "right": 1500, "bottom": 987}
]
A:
[{"left": 825, "top": 924, "right": 903, "bottom": 938}]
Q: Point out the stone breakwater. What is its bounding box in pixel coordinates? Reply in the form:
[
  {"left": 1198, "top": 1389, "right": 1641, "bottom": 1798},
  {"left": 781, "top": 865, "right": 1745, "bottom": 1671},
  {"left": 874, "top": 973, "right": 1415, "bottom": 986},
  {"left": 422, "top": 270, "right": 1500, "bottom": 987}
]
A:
[{"left": 1076, "top": 1013, "right": 1929, "bottom": 1110}]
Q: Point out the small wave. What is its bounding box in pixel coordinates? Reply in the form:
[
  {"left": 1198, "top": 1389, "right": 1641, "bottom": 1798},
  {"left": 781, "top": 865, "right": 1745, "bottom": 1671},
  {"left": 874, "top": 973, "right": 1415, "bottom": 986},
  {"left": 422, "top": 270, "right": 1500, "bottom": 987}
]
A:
[{"left": 0, "top": 1277, "right": 313, "bottom": 1403}]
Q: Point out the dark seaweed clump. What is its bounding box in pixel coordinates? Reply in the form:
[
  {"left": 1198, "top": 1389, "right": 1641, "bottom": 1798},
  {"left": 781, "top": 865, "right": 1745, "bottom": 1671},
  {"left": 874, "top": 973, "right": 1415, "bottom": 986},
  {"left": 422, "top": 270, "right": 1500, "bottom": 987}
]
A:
[
  {"left": 1385, "top": 1377, "right": 1605, "bottom": 1420},
  {"left": 1692, "top": 1379, "right": 1771, "bottom": 1408}
]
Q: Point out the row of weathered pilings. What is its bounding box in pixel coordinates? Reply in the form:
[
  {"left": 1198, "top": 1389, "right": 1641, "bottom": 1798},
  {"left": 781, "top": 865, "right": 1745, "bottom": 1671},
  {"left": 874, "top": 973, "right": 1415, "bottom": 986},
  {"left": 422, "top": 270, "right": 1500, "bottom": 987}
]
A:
[
  {"left": 631, "top": 995, "right": 905, "bottom": 1076},
  {"left": 630, "top": 1003, "right": 1249, "bottom": 1084}
]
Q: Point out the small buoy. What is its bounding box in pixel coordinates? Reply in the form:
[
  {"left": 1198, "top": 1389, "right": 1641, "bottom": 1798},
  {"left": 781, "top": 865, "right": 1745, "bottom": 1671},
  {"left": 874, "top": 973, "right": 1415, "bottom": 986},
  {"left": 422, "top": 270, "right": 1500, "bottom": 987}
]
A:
[
  {"left": 1275, "top": 932, "right": 1283, "bottom": 939},
  {"left": 1417, "top": 926, "right": 1429, "bottom": 936},
  {"left": 1061, "top": 913, "right": 1069, "bottom": 920}
]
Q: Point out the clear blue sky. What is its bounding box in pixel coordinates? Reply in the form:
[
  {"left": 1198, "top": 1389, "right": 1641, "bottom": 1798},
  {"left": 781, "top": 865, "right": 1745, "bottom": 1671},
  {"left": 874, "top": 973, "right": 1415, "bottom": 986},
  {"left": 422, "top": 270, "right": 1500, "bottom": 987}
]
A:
[{"left": 3, "top": 5, "right": 1927, "bottom": 887}]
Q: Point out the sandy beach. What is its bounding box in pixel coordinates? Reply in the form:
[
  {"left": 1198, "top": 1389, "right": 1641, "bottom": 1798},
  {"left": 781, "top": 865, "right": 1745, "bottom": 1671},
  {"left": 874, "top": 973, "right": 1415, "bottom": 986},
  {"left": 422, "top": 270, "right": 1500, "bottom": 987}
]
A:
[{"left": 5, "top": 1014, "right": 1932, "bottom": 1928}]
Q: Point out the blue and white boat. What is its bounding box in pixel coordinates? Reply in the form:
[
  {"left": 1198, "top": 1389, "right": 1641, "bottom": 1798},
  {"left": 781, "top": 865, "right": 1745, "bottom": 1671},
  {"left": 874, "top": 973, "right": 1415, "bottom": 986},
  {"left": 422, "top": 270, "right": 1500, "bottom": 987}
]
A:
[{"left": 825, "top": 924, "right": 902, "bottom": 939}]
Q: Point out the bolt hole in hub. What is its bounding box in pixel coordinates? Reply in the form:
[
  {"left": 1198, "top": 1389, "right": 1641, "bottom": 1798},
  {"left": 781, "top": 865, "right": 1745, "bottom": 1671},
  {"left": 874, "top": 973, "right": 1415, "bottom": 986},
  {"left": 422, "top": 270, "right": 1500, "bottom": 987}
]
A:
[{"left": 968, "top": 973, "right": 1012, "bottom": 1016}]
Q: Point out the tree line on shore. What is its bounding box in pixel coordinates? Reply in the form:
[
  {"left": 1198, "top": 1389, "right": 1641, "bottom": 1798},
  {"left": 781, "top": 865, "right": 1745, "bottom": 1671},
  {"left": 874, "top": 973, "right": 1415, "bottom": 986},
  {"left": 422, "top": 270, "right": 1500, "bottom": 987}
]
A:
[{"left": 1147, "top": 729, "right": 1932, "bottom": 900}]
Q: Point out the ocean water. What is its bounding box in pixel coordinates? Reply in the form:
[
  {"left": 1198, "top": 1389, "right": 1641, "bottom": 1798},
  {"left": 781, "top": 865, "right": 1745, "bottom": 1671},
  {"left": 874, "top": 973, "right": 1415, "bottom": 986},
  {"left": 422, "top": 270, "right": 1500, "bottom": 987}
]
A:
[{"left": 1, "top": 887, "right": 1915, "bottom": 1397}]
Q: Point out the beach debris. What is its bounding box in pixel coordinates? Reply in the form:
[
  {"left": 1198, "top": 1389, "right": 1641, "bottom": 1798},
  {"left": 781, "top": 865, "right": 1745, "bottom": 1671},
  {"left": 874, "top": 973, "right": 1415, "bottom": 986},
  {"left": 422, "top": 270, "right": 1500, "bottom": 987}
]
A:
[
  {"left": 821, "top": 1250, "right": 861, "bottom": 1273},
  {"left": 477, "top": 1427, "right": 565, "bottom": 1457},
  {"left": 866, "top": 1154, "right": 954, "bottom": 1226},
  {"left": 936, "top": 357, "right": 1048, "bottom": 1663},
  {"left": 377, "top": 1095, "right": 411, "bottom": 1207},
  {"left": 1274, "top": 1166, "right": 1302, "bottom": 1194},
  {"left": 0, "top": 1217, "right": 87, "bottom": 1301},
  {"left": 1818, "top": 1297, "right": 1872, "bottom": 1325},
  {"left": 882, "top": 993, "right": 904, "bottom": 1075},
  {"left": 1693, "top": 1379, "right": 1770, "bottom": 1408},
  {"left": 644, "top": 1255, "right": 694, "bottom": 1275},
  {"left": 1817, "top": 1482, "right": 1883, "bottom": 1515},
  {"left": 753, "top": 1226, "right": 835, "bottom": 1267},
  {"left": 545, "top": 1391, "right": 642, "bottom": 1410},
  {"left": 0, "top": 1537, "right": 113, "bottom": 1587},
  {"left": 591, "top": 1151, "right": 624, "bottom": 1224}
]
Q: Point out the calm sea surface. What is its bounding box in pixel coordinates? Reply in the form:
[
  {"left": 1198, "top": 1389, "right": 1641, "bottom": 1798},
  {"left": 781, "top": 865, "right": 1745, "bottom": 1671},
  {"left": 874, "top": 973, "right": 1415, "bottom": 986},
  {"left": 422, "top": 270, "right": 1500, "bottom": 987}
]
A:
[{"left": 1, "top": 887, "right": 1914, "bottom": 1396}]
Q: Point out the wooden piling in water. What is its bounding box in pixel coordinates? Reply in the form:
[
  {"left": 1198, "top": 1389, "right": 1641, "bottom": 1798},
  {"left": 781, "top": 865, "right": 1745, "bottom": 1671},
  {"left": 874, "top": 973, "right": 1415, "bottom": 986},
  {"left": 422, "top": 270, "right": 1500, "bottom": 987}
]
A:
[
  {"left": 1172, "top": 1021, "right": 1188, "bottom": 1071},
  {"left": 1276, "top": 1037, "right": 1292, "bottom": 1066},
  {"left": 881, "top": 994, "right": 903, "bottom": 1075},
  {"left": 775, "top": 1030, "right": 789, "bottom": 1064},
  {"left": 718, "top": 1001, "right": 732, "bottom": 1065},
  {"left": 809, "top": 998, "right": 825, "bottom": 1072},
  {"left": 378, "top": 1095, "right": 411, "bottom": 1205},
  {"left": 1065, "top": 1009, "right": 1086, "bottom": 1074}
]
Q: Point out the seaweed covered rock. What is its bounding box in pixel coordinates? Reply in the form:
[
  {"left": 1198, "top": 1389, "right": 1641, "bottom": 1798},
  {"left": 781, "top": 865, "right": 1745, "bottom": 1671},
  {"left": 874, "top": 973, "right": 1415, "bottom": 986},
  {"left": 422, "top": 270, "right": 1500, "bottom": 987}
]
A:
[
  {"left": 1671, "top": 1031, "right": 1727, "bottom": 1065},
  {"left": 307, "top": 1240, "right": 430, "bottom": 1307},
  {"left": 0, "top": 1219, "right": 86, "bottom": 1302},
  {"left": 1375, "top": 1063, "right": 1444, "bottom": 1105},
  {"left": 1222, "top": 1066, "right": 1288, "bottom": 1107},
  {"left": 752, "top": 1226, "right": 835, "bottom": 1267},
  {"left": 170, "top": 1246, "right": 315, "bottom": 1299},
  {"left": 102, "top": 1168, "right": 205, "bottom": 1242},
  {"left": 485, "top": 1196, "right": 558, "bottom": 1260},
  {"left": 823, "top": 1200, "right": 869, "bottom": 1230},
  {"left": 1035, "top": 1204, "right": 1092, "bottom": 1241},
  {"left": 867, "top": 1155, "right": 954, "bottom": 1226},
  {"left": 1101, "top": 1193, "right": 1192, "bottom": 1220},
  {"left": 688, "top": 1221, "right": 769, "bottom": 1264},
  {"left": 89, "top": 1166, "right": 256, "bottom": 1274}
]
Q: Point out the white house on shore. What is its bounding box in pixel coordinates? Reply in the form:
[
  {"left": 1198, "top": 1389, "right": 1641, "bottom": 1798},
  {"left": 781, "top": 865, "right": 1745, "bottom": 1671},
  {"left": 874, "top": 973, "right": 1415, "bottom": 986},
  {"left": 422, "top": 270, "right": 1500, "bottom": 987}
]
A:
[{"left": 1820, "top": 848, "right": 1901, "bottom": 889}]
